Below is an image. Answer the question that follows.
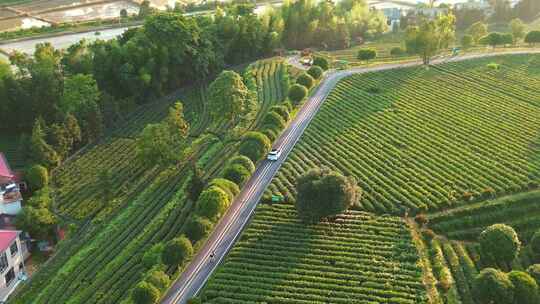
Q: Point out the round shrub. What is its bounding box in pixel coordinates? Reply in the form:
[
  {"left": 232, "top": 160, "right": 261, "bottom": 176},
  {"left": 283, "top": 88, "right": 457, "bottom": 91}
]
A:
[
  {"left": 390, "top": 46, "right": 405, "bottom": 57},
  {"left": 162, "top": 235, "right": 193, "bottom": 268},
  {"left": 508, "top": 270, "right": 539, "bottom": 304},
  {"left": 473, "top": 268, "right": 514, "bottom": 304},
  {"left": 185, "top": 215, "right": 213, "bottom": 243},
  {"left": 222, "top": 164, "right": 251, "bottom": 185},
  {"left": 530, "top": 230, "right": 540, "bottom": 259},
  {"left": 479, "top": 224, "right": 521, "bottom": 266},
  {"left": 296, "top": 73, "right": 314, "bottom": 89},
  {"left": 262, "top": 111, "right": 286, "bottom": 130},
  {"left": 357, "top": 48, "right": 377, "bottom": 62},
  {"left": 26, "top": 164, "right": 48, "bottom": 191},
  {"left": 238, "top": 131, "right": 271, "bottom": 162},
  {"left": 288, "top": 84, "right": 308, "bottom": 104},
  {"left": 196, "top": 186, "right": 230, "bottom": 220},
  {"left": 313, "top": 56, "right": 329, "bottom": 70},
  {"left": 527, "top": 264, "right": 540, "bottom": 285},
  {"left": 269, "top": 105, "right": 290, "bottom": 121},
  {"left": 132, "top": 281, "right": 160, "bottom": 304},
  {"left": 307, "top": 65, "right": 323, "bottom": 80},
  {"left": 145, "top": 269, "right": 170, "bottom": 292},
  {"left": 142, "top": 242, "right": 164, "bottom": 269},
  {"left": 208, "top": 178, "right": 240, "bottom": 201},
  {"left": 261, "top": 128, "right": 277, "bottom": 142},
  {"left": 228, "top": 155, "right": 255, "bottom": 173}
]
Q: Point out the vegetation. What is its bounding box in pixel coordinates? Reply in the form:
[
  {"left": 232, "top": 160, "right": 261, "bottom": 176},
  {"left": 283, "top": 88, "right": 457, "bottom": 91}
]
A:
[
  {"left": 162, "top": 235, "right": 193, "bottom": 269},
  {"left": 288, "top": 84, "right": 308, "bottom": 104},
  {"left": 357, "top": 48, "right": 377, "bottom": 62},
  {"left": 479, "top": 224, "right": 521, "bottom": 268},
  {"left": 25, "top": 165, "right": 48, "bottom": 191}
]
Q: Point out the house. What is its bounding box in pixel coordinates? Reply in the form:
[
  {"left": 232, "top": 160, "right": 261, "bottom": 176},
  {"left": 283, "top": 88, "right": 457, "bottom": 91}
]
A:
[
  {"left": 0, "top": 153, "right": 22, "bottom": 216},
  {"left": 0, "top": 230, "right": 29, "bottom": 302}
]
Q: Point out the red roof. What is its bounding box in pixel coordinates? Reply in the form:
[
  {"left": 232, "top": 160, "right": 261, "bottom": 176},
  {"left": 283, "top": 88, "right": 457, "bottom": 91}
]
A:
[
  {"left": 0, "top": 230, "right": 18, "bottom": 252},
  {"left": 0, "top": 153, "right": 14, "bottom": 180}
]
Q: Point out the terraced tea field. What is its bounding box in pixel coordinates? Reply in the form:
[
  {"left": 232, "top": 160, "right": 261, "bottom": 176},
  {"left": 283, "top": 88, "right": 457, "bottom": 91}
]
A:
[
  {"left": 200, "top": 204, "right": 427, "bottom": 304},
  {"left": 267, "top": 54, "right": 540, "bottom": 215}
]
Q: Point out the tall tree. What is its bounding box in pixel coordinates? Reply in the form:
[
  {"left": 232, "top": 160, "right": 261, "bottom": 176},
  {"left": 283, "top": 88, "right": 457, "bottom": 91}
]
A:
[
  {"left": 208, "top": 70, "right": 255, "bottom": 126},
  {"left": 510, "top": 18, "right": 526, "bottom": 43},
  {"left": 468, "top": 21, "right": 488, "bottom": 44}
]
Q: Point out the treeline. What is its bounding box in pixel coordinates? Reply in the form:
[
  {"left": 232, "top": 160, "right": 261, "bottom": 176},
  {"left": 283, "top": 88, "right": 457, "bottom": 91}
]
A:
[{"left": 452, "top": 0, "right": 540, "bottom": 30}]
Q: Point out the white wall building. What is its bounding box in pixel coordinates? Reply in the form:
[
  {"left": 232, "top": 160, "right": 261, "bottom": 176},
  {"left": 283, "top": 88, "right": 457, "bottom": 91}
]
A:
[{"left": 0, "top": 230, "right": 28, "bottom": 302}]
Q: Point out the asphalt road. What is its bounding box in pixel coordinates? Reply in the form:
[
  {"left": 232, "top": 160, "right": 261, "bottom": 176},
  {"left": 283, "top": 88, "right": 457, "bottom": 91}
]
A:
[{"left": 160, "top": 49, "right": 540, "bottom": 304}]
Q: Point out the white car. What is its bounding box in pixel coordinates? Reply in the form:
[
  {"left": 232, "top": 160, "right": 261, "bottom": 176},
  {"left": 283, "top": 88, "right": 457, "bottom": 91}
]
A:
[{"left": 267, "top": 149, "right": 282, "bottom": 161}]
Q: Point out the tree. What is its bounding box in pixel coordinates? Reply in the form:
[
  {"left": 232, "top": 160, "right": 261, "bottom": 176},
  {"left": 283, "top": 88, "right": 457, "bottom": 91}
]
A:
[
  {"left": 29, "top": 119, "right": 60, "bottom": 168},
  {"left": 187, "top": 165, "right": 205, "bottom": 202},
  {"left": 161, "top": 235, "right": 193, "bottom": 268},
  {"left": 508, "top": 271, "right": 539, "bottom": 304},
  {"left": 142, "top": 242, "right": 164, "bottom": 269},
  {"left": 530, "top": 230, "right": 540, "bottom": 260},
  {"left": 468, "top": 21, "right": 488, "bottom": 44},
  {"left": 313, "top": 56, "right": 329, "bottom": 70},
  {"left": 357, "top": 48, "right": 377, "bottom": 63},
  {"left": 288, "top": 84, "right": 308, "bottom": 104},
  {"left": 307, "top": 66, "right": 323, "bottom": 80},
  {"left": 222, "top": 164, "right": 251, "bottom": 185},
  {"left": 145, "top": 269, "right": 170, "bottom": 292},
  {"left": 228, "top": 155, "right": 255, "bottom": 173},
  {"left": 185, "top": 216, "right": 213, "bottom": 243},
  {"left": 138, "top": 0, "right": 154, "bottom": 18},
  {"left": 479, "top": 32, "right": 511, "bottom": 47},
  {"left": 64, "top": 114, "right": 82, "bottom": 149},
  {"left": 131, "top": 281, "right": 160, "bottom": 304},
  {"left": 238, "top": 131, "right": 271, "bottom": 162},
  {"left": 405, "top": 14, "right": 455, "bottom": 64},
  {"left": 479, "top": 224, "right": 521, "bottom": 267},
  {"left": 295, "top": 167, "right": 361, "bottom": 222},
  {"left": 208, "top": 70, "right": 255, "bottom": 126},
  {"left": 510, "top": 18, "right": 526, "bottom": 43},
  {"left": 120, "top": 8, "right": 128, "bottom": 19},
  {"left": 525, "top": 31, "right": 540, "bottom": 46},
  {"left": 527, "top": 264, "right": 540, "bottom": 285},
  {"left": 473, "top": 268, "right": 514, "bottom": 304},
  {"left": 61, "top": 74, "right": 100, "bottom": 117},
  {"left": 196, "top": 186, "right": 230, "bottom": 220},
  {"left": 461, "top": 34, "right": 474, "bottom": 49},
  {"left": 15, "top": 206, "right": 56, "bottom": 240},
  {"left": 26, "top": 165, "right": 48, "bottom": 191},
  {"left": 296, "top": 73, "right": 314, "bottom": 89}
]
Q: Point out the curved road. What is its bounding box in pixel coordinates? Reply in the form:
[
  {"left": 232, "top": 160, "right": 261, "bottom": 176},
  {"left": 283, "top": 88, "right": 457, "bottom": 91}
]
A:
[{"left": 160, "top": 49, "right": 540, "bottom": 304}]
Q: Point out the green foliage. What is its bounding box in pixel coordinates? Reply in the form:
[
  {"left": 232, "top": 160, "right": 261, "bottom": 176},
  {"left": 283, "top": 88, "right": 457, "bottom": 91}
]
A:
[
  {"left": 390, "top": 47, "right": 405, "bottom": 56},
  {"left": 508, "top": 271, "right": 539, "bottom": 304},
  {"left": 296, "top": 73, "right": 314, "bottom": 89},
  {"left": 357, "top": 48, "right": 377, "bottom": 62},
  {"left": 30, "top": 119, "right": 60, "bottom": 168},
  {"left": 208, "top": 70, "right": 254, "bottom": 126},
  {"left": 15, "top": 188, "right": 56, "bottom": 240},
  {"left": 228, "top": 155, "right": 255, "bottom": 174},
  {"left": 405, "top": 14, "right": 456, "bottom": 64},
  {"left": 207, "top": 178, "right": 240, "bottom": 202},
  {"left": 222, "top": 164, "right": 251, "bottom": 185},
  {"left": 468, "top": 21, "right": 488, "bottom": 43},
  {"left": 510, "top": 19, "right": 526, "bottom": 43},
  {"left": 313, "top": 56, "right": 329, "bottom": 71},
  {"left": 479, "top": 224, "right": 521, "bottom": 267},
  {"left": 461, "top": 34, "right": 474, "bottom": 49},
  {"left": 525, "top": 31, "right": 540, "bottom": 45},
  {"left": 288, "top": 84, "right": 308, "bottom": 104},
  {"left": 131, "top": 281, "right": 160, "bottom": 304},
  {"left": 142, "top": 243, "right": 165, "bottom": 269},
  {"left": 530, "top": 230, "right": 540, "bottom": 260},
  {"left": 187, "top": 166, "right": 205, "bottom": 202},
  {"left": 185, "top": 216, "right": 213, "bottom": 243},
  {"left": 473, "top": 268, "right": 514, "bottom": 304},
  {"left": 527, "top": 264, "right": 540, "bottom": 285},
  {"left": 262, "top": 111, "right": 286, "bottom": 131},
  {"left": 196, "top": 186, "right": 230, "bottom": 220},
  {"left": 479, "top": 32, "right": 513, "bottom": 47},
  {"left": 269, "top": 105, "right": 290, "bottom": 122},
  {"left": 145, "top": 269, "right": 170, "bottom": 292},
  {"left": 25, "top": 165, "right": 48, "bottom": 191},
  {"left": 295, "top": 167, "right": 361, "bottom": 222},
  {"left": 238, "top": 131, "right": 271, "bottom": 162},
  {"left": 162, "top": 235, "right": 193, "bottom": 268},
  {"left": 307, "top": 66, "right": 323, "bottom": 80},
  {"left": 60, "top": 74, "right": 100, "bottom": 116}
]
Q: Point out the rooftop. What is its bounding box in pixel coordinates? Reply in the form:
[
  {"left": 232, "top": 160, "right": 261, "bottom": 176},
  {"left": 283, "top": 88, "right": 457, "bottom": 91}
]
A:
[
  {"left": 0, "top": 230, "right": 18, "bottom": 252},
  {"left": 0, "top": 153, "right": 14, "bottom": 180}
]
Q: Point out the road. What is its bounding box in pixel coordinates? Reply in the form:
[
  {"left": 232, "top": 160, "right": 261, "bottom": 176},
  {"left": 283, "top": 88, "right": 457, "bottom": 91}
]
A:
[{"left": 160, "top": 49, "right": 540, "bottom": 304}]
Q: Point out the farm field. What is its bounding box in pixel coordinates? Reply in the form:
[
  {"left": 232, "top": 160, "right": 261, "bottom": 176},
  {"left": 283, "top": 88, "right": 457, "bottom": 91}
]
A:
[
  {"left": 266, "top": 54, "right": 540, "bottom": 215},
  {"left": 200, "top": 204, "right": 427, "bottom": 304},
  {"left": 11, "top": 58, "right": 290, "bottom": 304}
]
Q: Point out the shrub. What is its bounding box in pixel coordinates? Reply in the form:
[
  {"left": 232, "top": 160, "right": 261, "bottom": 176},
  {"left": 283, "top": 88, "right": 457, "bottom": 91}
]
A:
[
  {"left": 487, "top": 63, "right": 500, "bottom": 70},
  {"left": 262, "top": 111, "right": 286, "bottom": 130},
  {"left": 390, "top": 47, "right": 405, "bottom": 57},
  {"left": 357, "top": 48, "right": 377, "bottom": 62},
  {"left": 269, "top": 105, "right": 290, "bottom": 122},
  {"left": 508, "top": 271, "right": 539, "bottom": 304},
  {"left": 222, "top": 164, "right": 251, "bottom": 185},
  {"left": 288, "top": 84, "right": 308, "bottom": 104},
  {"left": 307, "top": 65, "right": 323, "bottom": 79},
  {"left": 187, "top": 166, "right": 205, "bottom": 201},
  {"left": 313, "top": 56, "right": 329, "bottom": 70},
  {"left": 295, "top": 167, "right": 361, "bottom": 222},
  {"left": 461, "top": 34, "right": 473, "bottom": 49},
  {"left": 208, "top": 178, "right": 239, "bottom": 201},
  {"left": 525, "top": 31, "right": 540, "bottom": 45},
  {"left": 261, "top": 128, "right": 277, "bottom": 142},
  {"left": 142, "top": 242, "right": 164, "bottom": 269},
  {"left": 145, "top": 269, "right": 170, "bottom": 292},
  {"left": 238, "top": 131, "right": 271, "bottom": 162},
  {"left": 479, "top": 224, "right": 521, "bottom": 267},
  {"left": 473, "top": 268, "right": 514, "bottom": 304},
  {"left": 527, "top": 264, "right": 540, "bottom": 285},
  {"left": 296, "top": 73, "right": 314, "bottom": 89},
  {"left": 26, "top": 165, "right": 49, "bottom": 191},
  {"left": 530, "top": 230, "right": 540, "bottom": 260},
  {"left": 228, "top": 155, "right": 255, "bottom": 173},
  {"left": 131, "top": 281, "right": 160, "bottom": 304},
  {"left": 185, "top": 215, "right": 213, "bottom": 243},
  {"left": 196, "top": 186, "right": 230, "bottom": 220},
  {"left": 162, "top": 235, "right": 193, "bottom": 268},
  {"left": 415, "top": 214, "right": 428, "bottom": 226}
]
